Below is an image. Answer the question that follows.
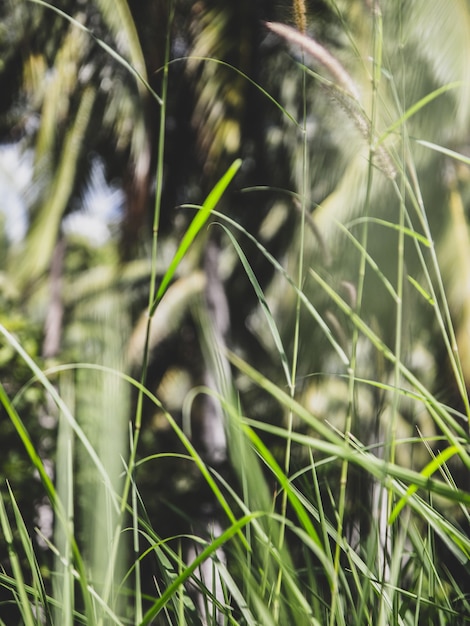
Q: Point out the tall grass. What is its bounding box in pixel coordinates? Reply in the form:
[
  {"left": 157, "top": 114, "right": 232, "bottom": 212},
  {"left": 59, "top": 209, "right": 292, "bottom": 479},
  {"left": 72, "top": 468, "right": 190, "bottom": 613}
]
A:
[{"left": 1, "top": 1, "right": 470, "bottom": 625}]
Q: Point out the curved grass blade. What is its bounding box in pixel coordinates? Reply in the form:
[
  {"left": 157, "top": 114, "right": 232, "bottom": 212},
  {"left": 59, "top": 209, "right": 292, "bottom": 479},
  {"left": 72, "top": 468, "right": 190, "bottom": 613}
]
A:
[
  {"left": 308, "top": 268, "right": 470, "bottom": 458},
  {"left": 168, "top": 56, "right": 300, "bottom": 129},
  {"left": 0, "top": 381, "right": 97, "bottom": 623},
  {"left": 378, "top": 82, "right": 463, "bottom": 144},
  {"left": 388, "top": 445, "right": 460, "bottom": 525},
  {"left": 138, "top": 513, "right": 262, "bottom": 626},
  {"left": 417, "top": 139, "right": 470, "bottom": 166},
  {"left": 40, "top": 361, "right": 249, "bottom": 550},
  {"left": 221, "top": 226, "right": 292, "bottom": 387},
  {"left": 200, "top": 208, "right": 349, "bottom": 366},
  {"left": 0, "top": 324, "right": 119, "bottom": 512},
  {"left": 407, "top": 275, "right": 435, "bottom": 306},
  {"left": 241, "top": 424, "right": 322, "bottom": 549},
  {"left": 150, "top": 158, "right": 242, "bottom": 315},
  {"left": 228, "top": 352, "right": 470, "bottom": 507},
  {"left": 0, "top": 490, "right": 35, "bottom": 626},
  {"left": 335, "top": 220, "right": 399, "bottom": 302},
  {"left": 27, "top": 0, "right": 161, "bottom": 104},
  {"left": 347, "top": 217, "right": 432, "bottom": 248}
]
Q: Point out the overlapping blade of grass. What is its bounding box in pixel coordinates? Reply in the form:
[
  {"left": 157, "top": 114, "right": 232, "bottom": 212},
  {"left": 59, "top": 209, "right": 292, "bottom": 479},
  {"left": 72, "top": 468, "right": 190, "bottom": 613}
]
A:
[
  {"left": 228, "top": 354, "right": 470, "bottom": 542},
  {"left": 398, "top": 159, "right": 470, "bottom": 421},
  {"left": 2, "top": 355, "right": 246, "bottom": 623},
  {"left": 138, "top": 515, "right": 260, "bottom": 626},
  {"left": 209, "top": 187, "right": 470, "bottom": 616},
  {"left": 389, "top": 445, "right": 461, "bottom": 524},
  {"left": 0, "top": 164, "right": 246, "bottom": 625},
  {"left": 6, "top": 482, "right": 52, "bottom": 625},
  {"left": 0, "top": 489, "right": 36, "bottom": 626},
  {"left": 150, "top": 158, "right": 242, "bottom": 314},
  {"left": 206, "top": 462, "right": 327, "bottom": 624},
  {"left": 52, "top": 371, "right": 78, "bottom": 626},
  {"left": 207, "top": 419, "right": 409, "bottom": 623},
  {"left": 235, "top": 405, "right": 470, "bottom": 621},
  {"left": 121, "top": 523, "right": 210, "bottom": 624},
  {"left": 377, "top": 81, "right": 464, "bottom": 145},
  {"left": 221, "top": 226, "right": 292, "bottom": 388},
  {"left": 308, "top": 268, "right": 470, "bottom": 453},
  {"left": 0, "top": 326, "right": 119, "bottom": 512},
  {"left": 416, "top": 140, "right": 470, "bottom": 165},
  {"left": 0, "top": 329, "right": 129, "bottom": 623},
  {"left": 205, "top": 209, "right": 349, "bottom": 367},
  {"left": 5, "top": 3, "right": 470, "bottom": 625},
  {"left": 27, "top": 0, "right": 161, "bottom": 104},
  {"left": 168, "top": 56, "right": 301, "bottom": 129},
  {"left": 193, "top": 292, "right": 328, "bottom": 622},
  {"left": 45, "top": 362, "right": 249, "bottom": 547}
]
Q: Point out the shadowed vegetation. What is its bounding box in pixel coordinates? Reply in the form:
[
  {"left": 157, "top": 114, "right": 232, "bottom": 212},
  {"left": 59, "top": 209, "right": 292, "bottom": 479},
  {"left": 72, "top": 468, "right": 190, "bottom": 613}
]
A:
[{"left": 1, "top": 1, "right": 470, "bottom": 624}]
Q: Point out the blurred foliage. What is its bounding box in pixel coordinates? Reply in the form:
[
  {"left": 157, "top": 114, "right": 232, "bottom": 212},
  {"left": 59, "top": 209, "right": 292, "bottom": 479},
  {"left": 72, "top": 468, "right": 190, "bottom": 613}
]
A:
[
  {"left": 0, "top": 291, "right": 52, "bottom": 621},
  {"left": 1, "top": 0, "right": 470, "bottom": 620}
]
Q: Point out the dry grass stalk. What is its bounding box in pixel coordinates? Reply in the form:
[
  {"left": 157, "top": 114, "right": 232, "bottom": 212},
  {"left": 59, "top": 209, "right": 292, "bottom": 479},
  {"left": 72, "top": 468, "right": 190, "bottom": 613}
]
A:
[
  {"left": 292, "top": 0, "right": 307, "bottom": 34},
  {"left": 265, "top": 20, "right": 396, "bottom": 179}
]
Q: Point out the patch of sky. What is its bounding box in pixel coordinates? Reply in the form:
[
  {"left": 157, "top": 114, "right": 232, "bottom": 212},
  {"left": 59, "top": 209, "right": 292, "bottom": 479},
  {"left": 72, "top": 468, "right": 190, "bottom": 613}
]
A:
[
  {"left": 62, "top": 156, "right": 125, "bottom": 246},
  {"left": 0, "top": 143, "right": 125, "bottom": 246},
  {"left": 0, "top": 143, "right": 32, "bottom": 242}
]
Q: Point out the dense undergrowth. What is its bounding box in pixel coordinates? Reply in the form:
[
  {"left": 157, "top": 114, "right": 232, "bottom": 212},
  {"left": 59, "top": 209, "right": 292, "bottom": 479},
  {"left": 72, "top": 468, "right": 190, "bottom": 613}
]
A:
[{"left": 1, "top": 1, "right": 470, "bottom": 624}]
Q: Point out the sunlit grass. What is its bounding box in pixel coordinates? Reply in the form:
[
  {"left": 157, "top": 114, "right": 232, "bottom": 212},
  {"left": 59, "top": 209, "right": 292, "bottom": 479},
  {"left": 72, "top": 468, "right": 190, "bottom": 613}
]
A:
[{"left": 1, "top": 1, "right": 470, "bottom": 625}]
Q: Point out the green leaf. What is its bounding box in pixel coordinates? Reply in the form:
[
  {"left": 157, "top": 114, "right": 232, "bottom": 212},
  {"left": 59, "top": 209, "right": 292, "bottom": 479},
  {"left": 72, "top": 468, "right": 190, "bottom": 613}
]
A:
[
  {"left": 378, "top": 82, "right": 462, "bottom": 144},
  {"left": 407, "top": 275, "right": 435, "bottom": 305},
  {"left": 347, "top": 217, "right": 432, "bottom": 248},
  {"left": 0, "top": 490, "right": 36, "bottom": 626},
  {"left": 27, "top": 0, "right": 161, "bottom": 104},
  {"left": 150, "top": 158, "right": 242, "bottom": 314},
  {"left": 139, "top": 513, "right": 261, "bottom": 626},
  {"left": 222, "top": 226, "right": 292, "bottom": 387},
  {"left": 389, "top": 445, "right": 461, "bottom": 525},
  {"left": 416, "top": 139, "right": 470, "bottom": 165}
]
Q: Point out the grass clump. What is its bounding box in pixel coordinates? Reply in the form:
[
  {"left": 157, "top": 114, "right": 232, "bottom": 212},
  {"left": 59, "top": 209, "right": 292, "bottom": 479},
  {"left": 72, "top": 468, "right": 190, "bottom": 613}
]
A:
[{"left": 1, "top": 1, "right": 470, "bottom": 625}]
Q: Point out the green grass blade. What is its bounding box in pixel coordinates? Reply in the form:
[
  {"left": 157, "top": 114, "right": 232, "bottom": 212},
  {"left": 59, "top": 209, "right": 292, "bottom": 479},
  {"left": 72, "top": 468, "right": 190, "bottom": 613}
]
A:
[
  {"left": 206, "top": 208, "right": 349, "bottom": 366},
  {"left": 0, "top": 326, "right": 115, "bottom": 623},
  {"left": 389, "top": 445, "right": 460, "bottom": 525},
  {"left": 0, "top": 383, "right": 56, "bottom": 509},
  {"left": 417, "top": 139, "right": 470, "bottom": 165},
  {"left": 27, "top": 0, "right": 161, "bottom": 104},
  {"left": 308, "top": 268, "right": 470, "bottom": 460},
  {"left": 378, "top": 81, "right": 463, "bottom": 144},
  {"left": 335, "top": 220, "right": 399, "bottom": 302},
  {"left": 168, "top": 56, "right": 301, "bottom": 129},
  {"left": 347, "top": 216, "right": 432, "bottom": 248},
  {"left": 241, "top": 424, "right": 323, "bottom": 550},
  {"left": 221, "top": 225, "right": 292, "bottom": 387},
  {"left": 407, "top": 275, "right": 435, "bottom": 306},
  {"left": 0, "top": 490, "right": 36, "bottom": 626},
  {"left": 150, "top": 158, "right": 242, "bottom": 314},
  {"left": 138, "top": 514, "right": 262, "bottom": 626},
  {"left": 6, "top": 483, "right": 52, "bottom": 624},
  {"left": 240, "top": 413, "right": 470, "bottom": 510},
  {"left": 42, "top": 361, "right": 249, "bottom": 550}
]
